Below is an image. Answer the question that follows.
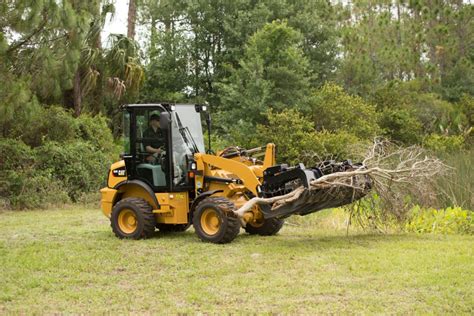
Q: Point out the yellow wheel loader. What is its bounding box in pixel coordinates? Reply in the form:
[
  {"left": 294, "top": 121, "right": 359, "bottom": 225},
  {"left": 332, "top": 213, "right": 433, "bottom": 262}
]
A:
[{"left": 100, "top": 103, "right": 368, "bottom": 243}]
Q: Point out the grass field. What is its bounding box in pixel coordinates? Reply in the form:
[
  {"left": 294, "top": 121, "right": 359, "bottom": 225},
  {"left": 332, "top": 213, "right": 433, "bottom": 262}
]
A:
[{"left": 0, "top": 207, "right": 473, "bottom": 314}]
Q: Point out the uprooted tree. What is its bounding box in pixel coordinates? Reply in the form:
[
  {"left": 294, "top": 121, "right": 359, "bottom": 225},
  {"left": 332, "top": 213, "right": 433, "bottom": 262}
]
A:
[{"left": 234, "top": 140, "right": 447, "bottom": 228}]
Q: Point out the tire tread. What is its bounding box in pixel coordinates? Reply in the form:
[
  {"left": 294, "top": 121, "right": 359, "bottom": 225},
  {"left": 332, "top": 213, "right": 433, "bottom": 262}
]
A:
[
  {"left": 194, "top": 196, "right": 240, "bottom": 244},
  {"left": 111, "top": 197, "right": 156, "bottom": 239}
]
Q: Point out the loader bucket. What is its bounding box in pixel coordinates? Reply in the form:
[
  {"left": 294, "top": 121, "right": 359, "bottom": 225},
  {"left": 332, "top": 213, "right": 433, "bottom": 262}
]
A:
[{"left": 259, "top": 161, "right": 371, "bottom": 219}]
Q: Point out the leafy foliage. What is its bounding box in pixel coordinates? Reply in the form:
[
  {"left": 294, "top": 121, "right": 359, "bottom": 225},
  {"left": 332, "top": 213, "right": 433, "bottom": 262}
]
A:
[
  {"left": 0, "top": 108, "right": 115, "bottom": 209},
  {"left": 255, "top": 109, "right": 361, "bottom": 165},
  {"left": 378, "top": 107, "right": 423, "bottom": 144},
  {"left": 338, "top": 0, "right": 474, "bottom": 101},
  {"left": 35, "top": 141, "right": 111, "bottom": 201},
  {"left": 424, "top": 134, "right": 465, "bottom": 152},
  {"left": 0, "top": 139, "right": 70, "bottom": 209},
  {"left": 219, "top": 21, "right": 311, "bottom": 127},
  {"left": 310, "top": 83, "right": 381, "bottom": 139},
  {"left": 406, "top": 206, "right": 473, "bottom": 235}
]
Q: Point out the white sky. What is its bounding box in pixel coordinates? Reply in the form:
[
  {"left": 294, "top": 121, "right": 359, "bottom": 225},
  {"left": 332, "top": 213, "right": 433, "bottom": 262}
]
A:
[{"left": 102, "top": 0, "right": 129, "bottom": 40}]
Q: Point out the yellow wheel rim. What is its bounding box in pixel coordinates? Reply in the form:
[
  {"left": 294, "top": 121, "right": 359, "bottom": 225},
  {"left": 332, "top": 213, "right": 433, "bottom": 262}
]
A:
[
  {"left": 118, "top": 208, "right": 137, "bottom": 234},
  {"left": 201, "top": 208, "right": 221, "bottom": 235}
]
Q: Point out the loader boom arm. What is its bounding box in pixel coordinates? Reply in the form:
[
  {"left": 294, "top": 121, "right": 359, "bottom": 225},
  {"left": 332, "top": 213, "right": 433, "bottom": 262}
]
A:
[{"left": 194, "top": 153, "right": 262, "bottom": 196}]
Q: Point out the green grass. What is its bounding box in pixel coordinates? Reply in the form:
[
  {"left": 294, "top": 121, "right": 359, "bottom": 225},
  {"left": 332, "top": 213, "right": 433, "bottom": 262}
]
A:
[{"left": 0, "top": 207, "right": 473, "bottom": 314}]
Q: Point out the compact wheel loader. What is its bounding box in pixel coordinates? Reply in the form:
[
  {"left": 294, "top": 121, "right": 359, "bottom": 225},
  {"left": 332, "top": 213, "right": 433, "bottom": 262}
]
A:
[{"left": 100, "top": 103, "right": 368, "bottom": 243}]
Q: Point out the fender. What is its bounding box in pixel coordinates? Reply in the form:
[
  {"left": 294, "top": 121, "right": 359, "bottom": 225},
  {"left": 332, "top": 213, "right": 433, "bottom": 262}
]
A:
[
  {"left": 190, "top": 190, "right": 223, "bottom": 213},
  {"left": 114, "top": 179, "right": 159, "bottom": 208}
]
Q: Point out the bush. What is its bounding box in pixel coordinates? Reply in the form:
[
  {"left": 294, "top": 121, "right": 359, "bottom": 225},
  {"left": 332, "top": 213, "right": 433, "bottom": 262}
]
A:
[
  {"left": 0, "top": 107, "right": 117, "bottom": 209},
  {"left": 35, "top": 141, "right": 111, "bottom": 201},
  {"left": 76, "top": 114, "right": 116, "bottom": 153},
  {"left": 255, "top": 109, "right": 362, "bottom": 165},
  {"left": 14, "top": 106, "right": 116, "bottom": 152},
  {"left": 22, "top": 106, "right": 79, "bottom": 147},
  {"left": 405, "top": 206, "right": 473, "bottom": 235},
  {"left": 371, "top": 81, "right": 455, "bottom": 135},
  {"left": 423, "top": 134, "right": 465, "bottom": 152},
  {"left": 0, "top": 139, "right": 71, "bottom": 209},
  {"left": 301, "top": 130, "right": 362, "bottom": 165},
  {"left": 255, "top": 109, "right": 315, "bottom": 164},
  {"left": 379, "top": 107, "right": 423, "bottom": 144},
  {"left": 4, "top": 170, "right": 70, "bottom": 209},
  {"left": 310, "top": 83, "right": 381, "bottom": 139},
  {"left": 0, "top": 138, "right": 36, "bottom": 171}
]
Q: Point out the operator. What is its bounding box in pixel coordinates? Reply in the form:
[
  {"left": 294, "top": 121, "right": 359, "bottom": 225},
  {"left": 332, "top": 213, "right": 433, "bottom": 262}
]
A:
[{"left": 143, "top": 113, "right": 165, "bottom": 163}]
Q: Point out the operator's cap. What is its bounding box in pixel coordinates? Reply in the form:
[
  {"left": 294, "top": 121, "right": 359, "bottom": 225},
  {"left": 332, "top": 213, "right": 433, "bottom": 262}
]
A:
[{"left": 149, "top": 113, "right": 160, "bottom": 121}]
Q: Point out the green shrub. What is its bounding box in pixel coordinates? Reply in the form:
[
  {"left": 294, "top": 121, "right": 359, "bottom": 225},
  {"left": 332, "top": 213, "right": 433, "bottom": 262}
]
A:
[
  {"left": 19, "top": 106, "right": 116, "bottom": 150},
  {"left": 22, "top": 106, "right": 79, "bottom": 147},
  {"left": 0, "top": 138, "right": 36, "bottom": 171},
  {"left": 379, "top": 107, "right": 423, "bottom": 144},
  {"left": 301, "top": 130, "right": 362, "bottom": 165},
  {"left": 371, "top": 81, "right": 456, "bottom": 135},
  {"left": 405, "top": 206, "right": 473, "bottom": 235},
  {"left": 76, "top": 114, "right": 115, "bottom": 153},
  {"left": 35, "top": 141, "right": 111, "bottom": 201},
  {"left": 423, "top": 134, "right": 465, "bottom": 152},
  {"left": 255, "top": 109, "right": 315, "bottom": 164},
  {"left": 3, "top": 170, "right": 70, "bottom": 209},
  {"left": 0, "top": 139, "right": 71, "bottom": 209},
  {"left": 310, "top": 83, "right": 381, "bottom": 139},
  {"left": 255, "top": 109, "right": 362, "bottom": 165},
  {"left": 0, "top": 107, "right": 117, "bottom": 209}
]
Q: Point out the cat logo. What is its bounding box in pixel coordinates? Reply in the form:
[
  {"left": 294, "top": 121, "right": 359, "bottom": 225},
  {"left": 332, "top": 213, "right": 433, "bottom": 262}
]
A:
[{"left": 112, "top": 168, "right": 126, "bottom": 177}]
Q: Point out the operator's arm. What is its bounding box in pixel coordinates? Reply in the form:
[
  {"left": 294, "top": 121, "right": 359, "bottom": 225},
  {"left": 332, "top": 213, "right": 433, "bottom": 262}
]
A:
[{"left": 146, "top": 145, "right": 161, "bottom": 154}]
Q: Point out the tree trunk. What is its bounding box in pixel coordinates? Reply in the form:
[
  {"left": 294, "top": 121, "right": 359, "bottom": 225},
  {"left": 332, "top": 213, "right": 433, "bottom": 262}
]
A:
[
  {"left": 73, "top": 70, "right": 82, "bottom": 117},
  {"left": 396, "top": 0, "right": 403, "bottom": 80},
  {"left": 150, "top": 16, "right": 157, "bottom": 56},
  {"left": 127, "top": 0, "right": 136, "bottom": 39}
]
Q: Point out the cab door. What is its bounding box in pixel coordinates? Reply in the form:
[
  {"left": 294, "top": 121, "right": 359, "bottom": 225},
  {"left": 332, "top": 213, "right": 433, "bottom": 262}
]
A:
[{"left": 126, "top": 107, "right": 172, "bottom": 192}]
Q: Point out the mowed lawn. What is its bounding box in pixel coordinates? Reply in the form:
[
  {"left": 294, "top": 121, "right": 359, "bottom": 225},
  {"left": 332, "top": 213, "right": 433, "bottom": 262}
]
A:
[{"left": 0, "top": 207, "right": 472, "bottom": 314}]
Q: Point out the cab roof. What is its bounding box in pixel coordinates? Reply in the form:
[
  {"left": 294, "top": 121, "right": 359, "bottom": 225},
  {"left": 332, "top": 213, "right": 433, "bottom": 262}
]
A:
[{"left": 121, "top": 103, "right": 206, "bottom": 113}]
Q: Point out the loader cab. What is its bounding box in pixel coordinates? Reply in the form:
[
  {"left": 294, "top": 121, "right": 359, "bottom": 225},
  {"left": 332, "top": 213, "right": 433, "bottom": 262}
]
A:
[{"left": 121, "top": 103, "right": 206, "bottom": 192}]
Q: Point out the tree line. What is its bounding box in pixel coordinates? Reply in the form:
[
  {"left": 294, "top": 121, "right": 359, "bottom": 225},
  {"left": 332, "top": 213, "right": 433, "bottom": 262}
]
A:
[{"left": 0, "top": 0, "right": 472, "bottom": 209}]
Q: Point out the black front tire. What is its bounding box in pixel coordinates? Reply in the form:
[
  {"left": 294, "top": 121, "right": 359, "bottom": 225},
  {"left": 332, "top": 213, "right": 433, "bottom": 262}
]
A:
[
  {"left": 193, "top": 197, "right": 240, "bottom": 244},
  {"left": 244, "top": 217, "right": 284, "bottom": 236},
  {"left": 111, "top": 197, "right": 156, "bottom": 239}
]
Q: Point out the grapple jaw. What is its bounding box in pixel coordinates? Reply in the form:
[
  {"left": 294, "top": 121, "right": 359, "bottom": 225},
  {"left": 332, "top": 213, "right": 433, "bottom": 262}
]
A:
[{"left": 259, "top": 160, "right": 371, "bottom": 219}]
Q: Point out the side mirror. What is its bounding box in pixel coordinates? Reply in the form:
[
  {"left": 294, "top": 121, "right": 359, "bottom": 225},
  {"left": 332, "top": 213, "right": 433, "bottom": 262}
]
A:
[{"left": 160, "top": 112, "right": 171, "bottom": 130}]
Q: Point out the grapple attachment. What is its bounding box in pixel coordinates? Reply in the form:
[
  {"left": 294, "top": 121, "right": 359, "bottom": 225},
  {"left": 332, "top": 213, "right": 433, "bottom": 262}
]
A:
[{"left": 259, "top": 160, "right": 371, "bottom": 219}]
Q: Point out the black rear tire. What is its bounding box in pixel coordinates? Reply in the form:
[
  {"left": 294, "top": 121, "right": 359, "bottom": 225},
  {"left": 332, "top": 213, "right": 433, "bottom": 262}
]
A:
[
  {"left": 193, "top": 197, "right": 240, "bottom": 244},
  {"left": 111, "top": 197, "right": 156, "bottom": 239},
  {"left": 244, "top": 217, "right": 284, "bottom": 236}
]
